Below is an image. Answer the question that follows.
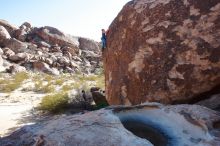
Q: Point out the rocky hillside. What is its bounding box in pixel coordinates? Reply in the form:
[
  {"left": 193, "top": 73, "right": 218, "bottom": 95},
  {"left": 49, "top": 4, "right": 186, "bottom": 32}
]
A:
[
  {"left": 0, "top": 19, "right": 102, "bottom": 75},
  {"left": 104, "top": 0, "right": 220, "bottom": 105}
]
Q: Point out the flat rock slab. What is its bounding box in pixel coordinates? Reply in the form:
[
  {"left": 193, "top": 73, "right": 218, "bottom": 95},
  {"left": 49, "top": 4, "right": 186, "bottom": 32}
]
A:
[{"left": 1, "top": 103, "right": 220, "bottom": 146}]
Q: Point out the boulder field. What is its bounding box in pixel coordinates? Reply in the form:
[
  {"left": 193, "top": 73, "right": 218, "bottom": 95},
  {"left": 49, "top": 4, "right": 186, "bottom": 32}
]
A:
[
  {"left": 104, "top": 0, "right": 220, "bottom": 105},
  {"left": 0, "top": 19, "right": 102, "bottom": 75}
]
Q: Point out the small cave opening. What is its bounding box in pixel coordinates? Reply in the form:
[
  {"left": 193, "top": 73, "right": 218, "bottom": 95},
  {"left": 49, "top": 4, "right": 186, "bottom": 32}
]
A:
[{"left": 118, "top": 116, "right": 172, "bottom": 146}]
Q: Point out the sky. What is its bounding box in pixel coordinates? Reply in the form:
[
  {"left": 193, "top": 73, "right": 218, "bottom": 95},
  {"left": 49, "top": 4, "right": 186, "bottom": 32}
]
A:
[{"left": 0, "top": 0, "right": 130, "bottom": 41}]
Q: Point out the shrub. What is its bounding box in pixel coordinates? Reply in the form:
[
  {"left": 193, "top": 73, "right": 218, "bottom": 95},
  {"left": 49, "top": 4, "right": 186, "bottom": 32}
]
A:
[
  {"left": 34, "top": 80, "right": 44, "bottom": 92},
  {"left": 13, "top": 72, "right": 29, "bottom": 82},
  {"left": 39, "top": 92, "right": 69, "bottom": 113},
  {"left": 34, "top": 80, "right": 55, "bottom": 93},
  {"left": 0, "top": 72, "right": 29, "bottom": 92},
  {"left": 42, "top": 83, "right": 56, "bottom": 93},
  {"left": 62, "top": 84, "right": 73, "bottom": 92},
  {"left": 44, "top": 74, "right": 54, "bottom": 82},
  {"left": 55, "top": 78, "right": 65, "bottom": 86}
]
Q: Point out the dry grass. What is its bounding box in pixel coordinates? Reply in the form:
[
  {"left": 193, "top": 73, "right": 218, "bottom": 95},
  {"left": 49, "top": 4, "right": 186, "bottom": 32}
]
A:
[
  {"left": 0, "top": 72, "right": 105, "bottom": 95},
  {"left": 0, "top": 72, "right": 29, "bottom": 92}
]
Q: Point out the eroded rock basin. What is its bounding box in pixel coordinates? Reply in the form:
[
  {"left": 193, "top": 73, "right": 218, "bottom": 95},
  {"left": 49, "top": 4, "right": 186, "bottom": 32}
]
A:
[
  {"left": 114, "top": 104, "right": 220, "bottom": 146},
  {"left": 118, "top": 114, "right": 171, "bottom": 146},
  {"left": 119, "top": 116, "right": 170, "bottom": 146},
  {"left": 1, "top": 103, "right": 220, "bottom": 146}
]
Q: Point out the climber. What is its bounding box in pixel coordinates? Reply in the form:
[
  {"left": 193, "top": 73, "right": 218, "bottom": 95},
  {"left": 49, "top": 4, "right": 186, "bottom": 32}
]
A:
[{"left": 101, "top": 29, "right": 107, "bottom": 51}]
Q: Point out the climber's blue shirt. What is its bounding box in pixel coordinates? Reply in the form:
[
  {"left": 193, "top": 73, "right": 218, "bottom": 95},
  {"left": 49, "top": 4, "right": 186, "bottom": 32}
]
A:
[
  {"left": 101, "top": 33, "right": 106, "bottom": 41},
  {"left": 101, "top": 33, "right": 107, "bottom": 49}
]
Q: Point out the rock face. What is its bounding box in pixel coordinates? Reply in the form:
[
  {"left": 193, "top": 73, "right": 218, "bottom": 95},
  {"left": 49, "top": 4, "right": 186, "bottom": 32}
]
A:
[
  {"left": 0, "top": 26, "right": 11, "bottom": 44},
  {"left": 104, "top": 0, "right": 220, "bottom": 105},
  {"left": 1, "top": 104, "right": 220, "bottom": 146},
  {"left": 0, "top": 20, "right": 101, "bottom": 74}
]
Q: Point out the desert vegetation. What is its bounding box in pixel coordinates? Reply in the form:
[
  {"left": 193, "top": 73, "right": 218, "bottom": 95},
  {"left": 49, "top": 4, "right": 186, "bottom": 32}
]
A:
[{"left": 0, "top": 71, "right": 105, "bottom": 113}]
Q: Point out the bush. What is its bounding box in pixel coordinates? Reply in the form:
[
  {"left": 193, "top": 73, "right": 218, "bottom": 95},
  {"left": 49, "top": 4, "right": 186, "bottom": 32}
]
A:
[
  {"left": 62, "top": 84, "right": 73, "bottom": 92},
  {"left": 42, "top": 83, "right": 56, "bottom": 93},
  {"left": 39, "top": 92, "right": 69, "bottom": 113},
  {"left": 0, "top": 72, "right": 29, "bottom": 92},
  {"left": 55, "top": 78, "right": 65, "bottom": 85}
]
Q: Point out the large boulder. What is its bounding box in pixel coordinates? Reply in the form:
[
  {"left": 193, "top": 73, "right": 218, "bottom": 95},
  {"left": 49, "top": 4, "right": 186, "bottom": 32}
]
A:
[
  {"left": 0, "top": 56, "right": 5, "bottom": 72},
  {"left": 0, "top": 26, "right": 11, "bottom": 44},
  {"left": 0, "top": 104, "right": 220, "bottom": 146},
  {"left": 7, "top": 64, "right": 26, "bottom": 73},
  {"left": 62, "top": 46, "right": 78, "bottom": 56},
  {"left": 90, "top": 87, "right": 108, "bottom": 107},
  {"left": 79, "top": 37, "right": 101, "bottom": 54},
  {"left": 33, "top": 61, "right": 59, "bottom": 75},
  {"left": 104, "top": 0, "right": 220, "bottom": 105},
  {"left": 4, "top": 38, "right": 28, "bottom": 53},
  {"left": 33, "top": 26, "right": 79, "bottom": 48},
  {"left": 8, "top": 53, "right": 30, "bottom": 63},
  {"left": 0, "top": 19, "right": 18, "bottom": 37},
  {"left": 0, "top": 47, "right": 3, "bottom": 55},
  {"left": 3, "top": 47, "right": 15, "bottom": 57},
  {"left": 14, "top": 22, "right": 32, "bottom": 42},
  {"left": 0, "top": 55, "right": 3, "bottom": 67},
  {"left": 14, "top": 29, "right": 27, "bottom": 42}
]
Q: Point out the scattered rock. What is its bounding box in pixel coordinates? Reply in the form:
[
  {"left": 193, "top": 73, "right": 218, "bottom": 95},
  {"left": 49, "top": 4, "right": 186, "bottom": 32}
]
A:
[
  {"left": 3, "top": 47, "right": 15, "bottom": 57},
  {"left": 21, "top": 22, "right": 32, "bottom": 30},
  {"left": 14, "top": 29, "right": 27, "bottom": 42},
  {"left": 33, "top": 61, "right": 59, "bottom": 75},
  {"left": 104, "top": 0, "right": 220, "bottom": 105},
  {"left": 37, "top": 41, "right": 51, "bottom": 48},
  {"left": 0, "top": 19, "right": 101, "bottom": 74},
  {"left": 7, "top": 64, "right": 26, "bottom": 73},
  {"left": 62, "top": 46, "right": 78, "bottom": 56},
  {"left": 8, "top": 53, "right": 30, "bottom": 63}
]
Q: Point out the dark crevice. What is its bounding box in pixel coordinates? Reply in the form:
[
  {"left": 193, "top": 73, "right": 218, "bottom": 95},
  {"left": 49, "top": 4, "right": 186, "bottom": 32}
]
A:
[
  {"left": 172, "top": 84, "right": 220, "bottom": 105},
  {"left": 213, "top": 121, "right": 220, "bottom": 129}
]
